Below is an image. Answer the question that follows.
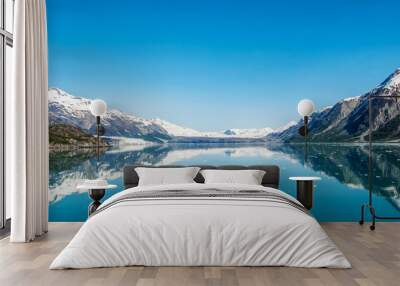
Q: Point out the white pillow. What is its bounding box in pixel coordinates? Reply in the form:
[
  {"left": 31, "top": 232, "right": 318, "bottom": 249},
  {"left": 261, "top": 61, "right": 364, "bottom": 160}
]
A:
[
  {"left": 135, "top": 167, "right": 201, "bottom": 186},
  {"left": 200, "top": 169, "right": 266, "bottom": 185}
]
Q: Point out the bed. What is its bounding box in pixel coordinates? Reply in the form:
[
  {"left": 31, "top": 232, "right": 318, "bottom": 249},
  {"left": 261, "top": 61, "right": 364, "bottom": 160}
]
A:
[{"left": 50, "top": 165, "right": 350, "bottom": 269}]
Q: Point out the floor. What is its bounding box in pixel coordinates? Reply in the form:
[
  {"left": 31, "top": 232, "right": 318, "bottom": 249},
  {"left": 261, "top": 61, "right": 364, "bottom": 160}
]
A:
[{"left": 0, "top": 223, "right": 399, "bottom": 286}]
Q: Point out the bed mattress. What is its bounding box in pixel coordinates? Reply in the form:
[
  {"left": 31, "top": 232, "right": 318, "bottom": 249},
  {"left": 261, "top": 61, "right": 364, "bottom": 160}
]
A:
[{"left": 50, "top": 183, "right": 350, "bottom": 269}]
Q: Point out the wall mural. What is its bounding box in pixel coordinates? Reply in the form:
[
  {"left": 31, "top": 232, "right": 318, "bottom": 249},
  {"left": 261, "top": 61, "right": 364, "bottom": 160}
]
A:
[{"left": 47, "top": 0, "right": 400, "bottom": 221}]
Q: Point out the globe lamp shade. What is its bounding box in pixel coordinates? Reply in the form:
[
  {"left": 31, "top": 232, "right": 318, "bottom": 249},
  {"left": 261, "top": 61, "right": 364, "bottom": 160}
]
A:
[
  {"left": 90, "top": 99, "right": 107, "bottom": 117},
  {"left": 297, "top": 99, "right": 315, "bottom": 117}
]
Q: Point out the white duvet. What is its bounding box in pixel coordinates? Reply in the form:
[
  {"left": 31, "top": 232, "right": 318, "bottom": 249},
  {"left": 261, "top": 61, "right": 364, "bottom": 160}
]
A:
[{"left": 50, "top": 183, "right": 351, "bottom": 269}]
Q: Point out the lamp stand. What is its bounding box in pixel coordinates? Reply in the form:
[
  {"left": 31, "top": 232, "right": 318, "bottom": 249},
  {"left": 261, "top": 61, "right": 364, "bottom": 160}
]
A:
[
  {"left": 304, "top": 116, "right": 309, "bottom": 141},
  {"left": 96, "top": 116, "right": 100, "bottom": 160},
  {"left": 304, "top": 116, "right": 309, "bottom": 165},
  {"left": 359, "top": 94, "right": 400, "bottom": 230}
]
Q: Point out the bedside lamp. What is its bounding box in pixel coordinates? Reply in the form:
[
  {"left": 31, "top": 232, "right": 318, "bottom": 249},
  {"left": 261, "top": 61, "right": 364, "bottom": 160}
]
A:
[
  {"left": 297, "top": 99, "right": 315, "bottom": 141},
  {"left": 90, "top": 99, "right": 107, "bottom": 148}
]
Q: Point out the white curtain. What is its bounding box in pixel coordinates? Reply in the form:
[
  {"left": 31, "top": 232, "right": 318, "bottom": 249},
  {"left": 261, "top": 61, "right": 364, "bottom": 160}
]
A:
[{"left": 8, "top": 0, "right": 49, "bottom": 242}]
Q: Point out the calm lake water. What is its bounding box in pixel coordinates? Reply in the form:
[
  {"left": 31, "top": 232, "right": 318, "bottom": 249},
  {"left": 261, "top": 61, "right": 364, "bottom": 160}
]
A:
[{"left": 49, "top": 143, "right": 400, "bottom": 222}]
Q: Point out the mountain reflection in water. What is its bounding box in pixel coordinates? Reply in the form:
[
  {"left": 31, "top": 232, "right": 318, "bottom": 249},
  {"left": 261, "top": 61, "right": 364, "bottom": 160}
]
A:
[{"left": 49, "top": 143, "right": 400, "bottom": 222}]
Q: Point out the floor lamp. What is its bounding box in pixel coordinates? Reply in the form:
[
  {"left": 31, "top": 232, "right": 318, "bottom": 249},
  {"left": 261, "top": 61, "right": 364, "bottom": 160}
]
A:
[
  {"left": 359, "top": 94, "right": 400, "bottom": 230},
  {"left": 82, "top": 99, "right": 109, "bottom": 215},
  {"left": 90, "top": 99, "right": 107, "bottom": 160},
  {"left": 298, "top": 99, "right": 315, "bottom": 164}
]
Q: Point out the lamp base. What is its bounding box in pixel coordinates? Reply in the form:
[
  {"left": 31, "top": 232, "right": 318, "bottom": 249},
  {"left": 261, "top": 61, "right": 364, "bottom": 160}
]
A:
[{"left": 88, "top": 189, "right": 105, "bottom": 215}]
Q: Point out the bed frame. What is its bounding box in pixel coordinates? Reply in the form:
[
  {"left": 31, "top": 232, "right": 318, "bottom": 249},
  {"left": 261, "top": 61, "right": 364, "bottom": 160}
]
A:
[{"left": 123, "top": 165, "right": 280, "bottom": 189}]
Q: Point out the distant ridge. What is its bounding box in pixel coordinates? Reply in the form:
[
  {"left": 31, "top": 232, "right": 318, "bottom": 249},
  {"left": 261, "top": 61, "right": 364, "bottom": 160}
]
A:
[
  {"left": 267, "top": 68, "right": 400, "bottom": 142},
  {"left": 48, "top": 88, "right": 274, "bottom": 143},
  {"left": 50, "top": 69, "right": 400, "bottom": 144}
]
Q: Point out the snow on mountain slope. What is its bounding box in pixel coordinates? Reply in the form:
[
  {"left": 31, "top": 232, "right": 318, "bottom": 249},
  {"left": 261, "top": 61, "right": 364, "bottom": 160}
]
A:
[
  {"left": 221, "top": 127, "right": 273, "bottom": 138},
  {"left": 150, "top": 118, "right": 273, "bottom": 138},
  {"left": 342, "top": 95, "right": 361, "bottom": 102},
  {"left": 48, "top": 88, "right": 94, "bottom": 129},
  {"left": 270, "top": 121, "right": 298, "bottom": 134},
  {"left": 49, "top": 88, "right": 171, "bottom": 141},
  {"left": 151, "top": 119, "right": 273, "bottom": 138},
  {"left": 149, "top": 118, "right": 204, "bottom": 137},
  {"left": 49, "top": 87, "right": 274, "bottom": 140},
  {"left": 377, "top": 68, "right": 400, "bottom": 90},
  {"left": 268, "top": 68, "right": 400, "bottom": 142},
  {"left": 49, "top": 88, "right": 90, "bottom": 112}
]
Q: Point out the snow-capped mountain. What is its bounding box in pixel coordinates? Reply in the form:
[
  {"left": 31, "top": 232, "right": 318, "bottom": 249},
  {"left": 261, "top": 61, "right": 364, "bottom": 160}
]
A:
[
  {"left": 49, "top": 88, "right": 94, "bottom": 130},
  {"left": 49, "top": 88, "right": 171, "bottom": 142},
  {"left": 49, "top": 88, "right": 274, "bottom": 142},
  {"left": 268, "top": 68, "right": 400, "bottom": 142},
  {"left": 221, "top": 127, "right": 273, "bottom": 138},
  {"left": 148, "top": 118, "right": 204, "bottom": 137},
  {"left": 377, "top": 68, "right": 400, "bottom": 90},
  {"left": 269, "top": 121, "right": 297, "bottom": 134},
  {"left": 149, "top": 118, "right": 274, "bottom": 138},
  {"left": 50, "top": 67, "right": 400, "bottom": 145}
]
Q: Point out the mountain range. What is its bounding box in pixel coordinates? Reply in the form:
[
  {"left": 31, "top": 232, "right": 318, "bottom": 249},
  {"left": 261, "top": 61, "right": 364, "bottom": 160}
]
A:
[
  {"left": 49, "top": 68, "right": 400, "bottom": 144},
  {"left": 49, "top": 88, "right": 171, "bottom": 143},
  {"left": 48, "top": 88, "right": 275, "bottom": 143},
  {"left": 267, "top": 68, "right": 400, "bottom": 142}
]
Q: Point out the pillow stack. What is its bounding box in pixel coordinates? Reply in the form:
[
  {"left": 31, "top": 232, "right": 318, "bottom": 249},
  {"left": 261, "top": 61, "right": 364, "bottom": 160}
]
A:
[{"left": 135, "top": 167, "right": 266, "bottom": 186}]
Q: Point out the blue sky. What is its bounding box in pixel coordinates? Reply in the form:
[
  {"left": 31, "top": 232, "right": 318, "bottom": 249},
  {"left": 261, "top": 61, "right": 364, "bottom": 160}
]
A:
[{"left": 47, "top": 0, "right": 400, "bottom": 131}]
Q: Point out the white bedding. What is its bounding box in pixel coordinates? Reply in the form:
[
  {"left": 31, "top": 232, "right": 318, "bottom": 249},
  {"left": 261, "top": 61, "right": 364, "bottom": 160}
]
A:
[{"left": 50, "top": 183, "right": 351, "bottom": 269}]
